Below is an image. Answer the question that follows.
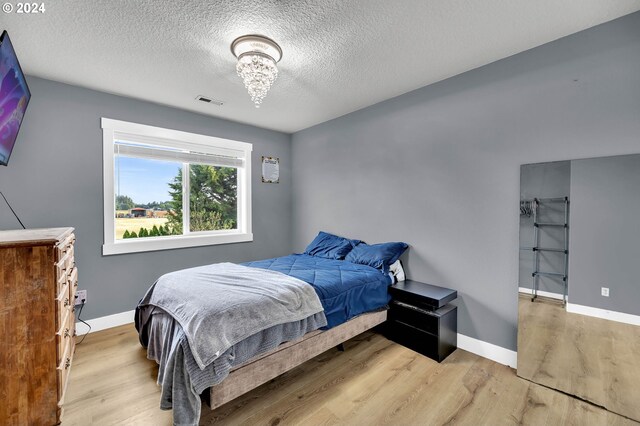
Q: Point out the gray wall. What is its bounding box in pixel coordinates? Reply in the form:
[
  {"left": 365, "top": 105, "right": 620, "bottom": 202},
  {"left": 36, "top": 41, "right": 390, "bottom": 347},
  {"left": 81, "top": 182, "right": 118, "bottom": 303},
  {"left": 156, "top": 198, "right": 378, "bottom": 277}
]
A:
[
  {"left": 0, "top": 77, "right": 292, "bottom": 320},
  {"left": 519, "top": 161, "right": 570, "bottom": 294},
  {"left": 291, "top": 12, "right": 640, "bottom": 350},
  {"left": 569, "top": 154, "right": 640, "bottom": 315}
]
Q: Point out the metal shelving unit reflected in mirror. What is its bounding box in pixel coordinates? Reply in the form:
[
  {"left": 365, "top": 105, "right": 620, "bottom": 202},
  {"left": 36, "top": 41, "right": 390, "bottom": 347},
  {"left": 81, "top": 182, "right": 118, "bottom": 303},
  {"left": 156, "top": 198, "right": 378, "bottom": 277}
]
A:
[{"left": 531, "top": 197, "right": 569, "bottom": 304}]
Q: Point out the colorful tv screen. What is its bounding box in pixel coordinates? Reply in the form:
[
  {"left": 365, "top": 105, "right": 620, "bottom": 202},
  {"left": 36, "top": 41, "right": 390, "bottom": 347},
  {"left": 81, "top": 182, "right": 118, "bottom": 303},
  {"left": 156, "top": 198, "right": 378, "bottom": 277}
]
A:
[{"left": 0, "top": 30, "right": 31, "bottom": 166}]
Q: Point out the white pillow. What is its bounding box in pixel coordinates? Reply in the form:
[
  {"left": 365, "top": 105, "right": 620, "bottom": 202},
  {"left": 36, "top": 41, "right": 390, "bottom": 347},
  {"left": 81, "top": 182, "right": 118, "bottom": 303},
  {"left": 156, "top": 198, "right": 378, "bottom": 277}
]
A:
[{"left": 389, "top": 259, "right": 406, "bottom": 283}]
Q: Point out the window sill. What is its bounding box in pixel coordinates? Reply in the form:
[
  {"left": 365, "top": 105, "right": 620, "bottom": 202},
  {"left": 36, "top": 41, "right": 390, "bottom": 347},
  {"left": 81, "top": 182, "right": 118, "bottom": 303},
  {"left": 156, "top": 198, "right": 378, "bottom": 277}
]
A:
[{"left": 102, "top": 232, "right": 253, "bottom": 255}]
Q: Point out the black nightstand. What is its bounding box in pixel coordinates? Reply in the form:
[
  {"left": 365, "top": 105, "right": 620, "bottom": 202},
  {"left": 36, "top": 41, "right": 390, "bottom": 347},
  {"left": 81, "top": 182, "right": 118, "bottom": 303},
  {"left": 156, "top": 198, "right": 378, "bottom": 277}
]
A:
[{"left": 385, "top": 280, "right": 458, "bottom": 362}]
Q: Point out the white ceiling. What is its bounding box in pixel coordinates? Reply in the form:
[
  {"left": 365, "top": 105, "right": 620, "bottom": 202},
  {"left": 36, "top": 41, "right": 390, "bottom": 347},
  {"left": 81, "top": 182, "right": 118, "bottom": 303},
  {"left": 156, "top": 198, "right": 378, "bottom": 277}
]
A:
[{"left": 4, "top": 1, "right": 640, "bottom": 133}]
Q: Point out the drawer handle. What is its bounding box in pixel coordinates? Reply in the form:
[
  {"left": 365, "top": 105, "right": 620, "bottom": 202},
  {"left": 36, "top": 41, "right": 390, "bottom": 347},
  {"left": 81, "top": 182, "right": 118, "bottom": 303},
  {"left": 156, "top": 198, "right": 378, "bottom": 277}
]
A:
[
  {"left": 65, "top": 358, "right": 71, "bottom": 370},
  {"left": 64, "top": 328, "right": 70, "bottom": 338},
  {"left": 63, "top": 298, "right": 70, "bottom": 307}
]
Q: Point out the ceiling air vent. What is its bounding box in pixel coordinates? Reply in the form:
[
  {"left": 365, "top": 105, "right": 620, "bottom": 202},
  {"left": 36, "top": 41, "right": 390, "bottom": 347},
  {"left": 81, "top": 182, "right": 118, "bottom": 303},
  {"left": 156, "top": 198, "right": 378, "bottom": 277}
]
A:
[{"left": 196, "top": 95, "right": 224, "bottom": 106}]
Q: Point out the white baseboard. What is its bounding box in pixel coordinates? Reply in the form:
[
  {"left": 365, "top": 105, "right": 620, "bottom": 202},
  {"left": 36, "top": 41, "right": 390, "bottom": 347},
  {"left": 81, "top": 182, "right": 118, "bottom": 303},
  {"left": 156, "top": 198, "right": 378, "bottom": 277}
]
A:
[
  {"left": 565, "top": 303, "right": 640, "bottom": 327},
  {"left": 457, "top": 333, "right": 517, "bottom": 369},
  {"left": 518, "top": 287, "right": 564, "bottom": 301},
  {"left": 76, "top": 309, "right": 135, "bottom": 335},
  {"left": 75, "top": 310, "right": 519, "bottom": 369}
]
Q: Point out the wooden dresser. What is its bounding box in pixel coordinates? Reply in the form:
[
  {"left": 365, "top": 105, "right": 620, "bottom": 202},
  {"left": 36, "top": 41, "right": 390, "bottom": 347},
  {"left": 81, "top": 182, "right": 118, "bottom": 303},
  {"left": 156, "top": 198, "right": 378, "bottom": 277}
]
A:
[{"left": 0, "top": 227, "right": 77, "bottom": 425}]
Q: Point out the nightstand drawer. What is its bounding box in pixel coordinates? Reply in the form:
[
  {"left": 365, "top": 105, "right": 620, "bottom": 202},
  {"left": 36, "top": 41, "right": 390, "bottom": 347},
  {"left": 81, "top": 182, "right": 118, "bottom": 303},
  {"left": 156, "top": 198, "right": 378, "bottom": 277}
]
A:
[
  {"left": 391, "top": 290, "right": 440, "bottom": 311},
  {"left": 389, "top": 300, "right": 439, "bottom": 336},
  {"left": 387, "top": 320, "right": 440, "bottom": 360}
]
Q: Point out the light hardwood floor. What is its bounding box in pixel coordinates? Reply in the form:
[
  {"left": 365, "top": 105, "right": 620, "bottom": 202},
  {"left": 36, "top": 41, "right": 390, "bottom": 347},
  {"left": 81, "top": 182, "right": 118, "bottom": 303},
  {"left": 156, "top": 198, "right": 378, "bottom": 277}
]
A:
[
  {"left": 62, "top": 325, "right": 637, "bottom": 425},
  {"left": 518, "top": 295, "right": 640, "bottom": 422}
]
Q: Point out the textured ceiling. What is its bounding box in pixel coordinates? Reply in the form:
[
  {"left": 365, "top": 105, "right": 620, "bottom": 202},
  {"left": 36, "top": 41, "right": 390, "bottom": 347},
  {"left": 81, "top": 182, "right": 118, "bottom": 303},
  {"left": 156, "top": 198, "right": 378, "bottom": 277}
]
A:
[{"left": 4, "top": 1, "right": 639, "bottom": 133}]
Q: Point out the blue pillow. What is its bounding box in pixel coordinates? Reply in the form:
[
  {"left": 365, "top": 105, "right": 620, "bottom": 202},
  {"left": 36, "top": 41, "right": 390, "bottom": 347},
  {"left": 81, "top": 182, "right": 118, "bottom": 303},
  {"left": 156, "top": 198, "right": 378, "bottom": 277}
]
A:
[
  {"left": 304, "top": 231, "right": 360, "bottom": 260},
  {"left": 345, "top": 241, "right": 408, "bottom": 271}
]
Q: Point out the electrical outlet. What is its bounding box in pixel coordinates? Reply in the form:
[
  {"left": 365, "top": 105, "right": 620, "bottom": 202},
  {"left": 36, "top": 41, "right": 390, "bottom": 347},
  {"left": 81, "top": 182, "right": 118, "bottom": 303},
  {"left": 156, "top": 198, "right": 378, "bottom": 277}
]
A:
[
  {"left": 75, "top": 289, "right": 87, "bottom": 305},
  {"left": 601, "top": 287, "right": 610, "bottom": 297}
]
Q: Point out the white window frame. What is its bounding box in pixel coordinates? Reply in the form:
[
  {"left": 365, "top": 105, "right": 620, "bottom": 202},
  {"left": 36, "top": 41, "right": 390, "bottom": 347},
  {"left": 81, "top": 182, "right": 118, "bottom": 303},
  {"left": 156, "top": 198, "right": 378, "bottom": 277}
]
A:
[{"left": 102, "top": 118, "right": 253, "bottom": 255}]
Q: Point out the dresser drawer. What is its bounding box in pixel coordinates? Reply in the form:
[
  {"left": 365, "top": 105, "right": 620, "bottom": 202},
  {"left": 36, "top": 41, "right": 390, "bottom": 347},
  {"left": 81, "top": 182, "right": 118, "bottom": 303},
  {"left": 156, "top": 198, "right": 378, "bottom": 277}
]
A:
[
  {"left": 56, "top": 280, "right": 69, "bottom": 302},
  {"left": 57, "top": 305, "right": 71, "bottom": 333},
  {"left": 68, "top": 266, "right": 78, "bottom": 290},
  {"left": 56, "top": 310, "right": 73, "bottom": 363},
  {"left": 56, "top": 233, "right": 75, "bottom": 259},
  {"left": 57, "top": 341, "right": 73, "bottom": 405},
  {"left": 56, "top": 252, "right": 72, "bottom": 292},
  {"left": 389, "top": 300, "right": 439, "bottom": 336},
  {"left": 69, "top": 281, "right": 77, "bottom": 309},
  {"left": 64, "top": 246, "right": 75, "bottom": 271},
  {"left": 69, "top": 308, "right": 76, "bottom": 338},
  {"left": 68, "top": 267, "right": 78, "bottom": 307},
  {"left": 57, "top": 339, "right": 72, "bottom": 372},
  {"left": 56, "top": 281, "right": 71, "bottom": 329},
  {"left": 56, "top": 265, "right": 68, "bottom": 295}
]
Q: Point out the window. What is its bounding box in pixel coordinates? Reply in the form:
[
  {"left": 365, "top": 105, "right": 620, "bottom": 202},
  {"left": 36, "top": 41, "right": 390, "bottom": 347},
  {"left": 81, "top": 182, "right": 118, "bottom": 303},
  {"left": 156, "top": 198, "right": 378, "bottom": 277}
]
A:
[{"left": 102, "top": 118, "right": 252, "bottom": 255}]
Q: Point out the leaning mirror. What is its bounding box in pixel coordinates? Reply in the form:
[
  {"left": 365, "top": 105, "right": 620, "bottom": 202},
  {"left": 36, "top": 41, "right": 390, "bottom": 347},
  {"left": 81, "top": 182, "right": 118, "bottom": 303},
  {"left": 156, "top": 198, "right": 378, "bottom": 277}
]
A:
[{"left": 517, "top": 154, "right": 640, "bottom": 422}]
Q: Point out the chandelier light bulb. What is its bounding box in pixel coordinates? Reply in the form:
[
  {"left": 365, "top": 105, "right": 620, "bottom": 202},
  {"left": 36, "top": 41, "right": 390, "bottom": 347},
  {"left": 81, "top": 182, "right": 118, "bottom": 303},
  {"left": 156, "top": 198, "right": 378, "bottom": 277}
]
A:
[{"left": 231, "top": 35, "right": 282, "bottom": 108}]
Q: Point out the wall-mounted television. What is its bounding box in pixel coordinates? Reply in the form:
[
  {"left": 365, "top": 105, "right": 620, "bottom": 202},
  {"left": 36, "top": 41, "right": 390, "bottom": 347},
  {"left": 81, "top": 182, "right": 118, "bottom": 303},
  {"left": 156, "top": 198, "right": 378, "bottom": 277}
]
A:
[{"left": 0, "top": 30, "right": 31, "bottom": 166}]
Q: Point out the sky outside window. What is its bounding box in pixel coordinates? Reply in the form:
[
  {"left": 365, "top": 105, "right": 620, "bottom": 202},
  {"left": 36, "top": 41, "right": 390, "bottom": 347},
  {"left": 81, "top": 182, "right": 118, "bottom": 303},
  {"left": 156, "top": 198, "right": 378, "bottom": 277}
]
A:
[{"left": 115, "top": 156, "right": 180, "bottom": 203}]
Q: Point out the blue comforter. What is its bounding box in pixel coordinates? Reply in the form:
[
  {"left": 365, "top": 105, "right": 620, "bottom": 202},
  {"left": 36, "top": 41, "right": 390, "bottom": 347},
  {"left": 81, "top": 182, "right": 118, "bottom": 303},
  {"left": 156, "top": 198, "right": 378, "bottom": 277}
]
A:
[{"left": 243, "top": 254, "right": 392, "bottom": 328}]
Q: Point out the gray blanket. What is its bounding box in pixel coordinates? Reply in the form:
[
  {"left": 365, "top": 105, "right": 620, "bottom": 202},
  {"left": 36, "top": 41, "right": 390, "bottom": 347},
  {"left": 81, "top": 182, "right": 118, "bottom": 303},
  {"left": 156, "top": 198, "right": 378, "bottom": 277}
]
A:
[
  {"left": 139, "top": 262, "right": 325, "bottom": 369},
  {"left": 138, "top": 307, "right": 326, "bottom": 426}
]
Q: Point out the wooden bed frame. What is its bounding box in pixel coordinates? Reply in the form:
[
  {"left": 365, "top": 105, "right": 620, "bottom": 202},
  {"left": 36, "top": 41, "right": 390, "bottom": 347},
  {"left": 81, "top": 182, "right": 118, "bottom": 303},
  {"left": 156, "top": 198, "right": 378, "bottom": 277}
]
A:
[{"left": 204, "top": 309, "right": 387, "bottom": 409}]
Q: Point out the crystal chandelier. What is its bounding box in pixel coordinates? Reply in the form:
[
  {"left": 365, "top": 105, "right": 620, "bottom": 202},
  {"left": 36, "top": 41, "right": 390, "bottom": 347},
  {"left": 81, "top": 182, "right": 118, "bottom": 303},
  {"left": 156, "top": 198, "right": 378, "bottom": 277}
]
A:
[{"left": 231, "top": 35, "right": 282, "bottom": 108}]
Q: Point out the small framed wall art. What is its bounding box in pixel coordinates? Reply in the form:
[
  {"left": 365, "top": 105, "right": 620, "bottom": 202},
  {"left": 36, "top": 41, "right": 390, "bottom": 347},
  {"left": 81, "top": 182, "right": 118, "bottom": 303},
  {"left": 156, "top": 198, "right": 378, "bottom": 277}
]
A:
[{"left": 261, "top": 156, "right": 280, "bottom": 183}]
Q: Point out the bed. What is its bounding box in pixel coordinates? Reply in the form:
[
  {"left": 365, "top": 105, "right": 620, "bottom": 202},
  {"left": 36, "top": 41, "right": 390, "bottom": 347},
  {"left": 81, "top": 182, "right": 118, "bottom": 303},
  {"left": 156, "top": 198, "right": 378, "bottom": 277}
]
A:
[{"left": 135, "top": 232, "right": 407, "bottom": 425}]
